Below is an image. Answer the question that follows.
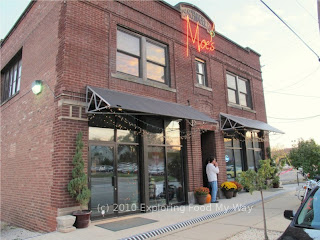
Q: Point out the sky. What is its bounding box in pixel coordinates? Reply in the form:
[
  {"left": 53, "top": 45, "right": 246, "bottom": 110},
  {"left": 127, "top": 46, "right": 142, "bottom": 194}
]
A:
[{"left": 1, "top": 0, "right": 320, "bottom": 149}]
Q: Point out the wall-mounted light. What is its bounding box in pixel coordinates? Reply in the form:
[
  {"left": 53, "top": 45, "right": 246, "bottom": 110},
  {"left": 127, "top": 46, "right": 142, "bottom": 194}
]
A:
[{"left": 32, "top": 80, "right": 43, "bottom": 95}]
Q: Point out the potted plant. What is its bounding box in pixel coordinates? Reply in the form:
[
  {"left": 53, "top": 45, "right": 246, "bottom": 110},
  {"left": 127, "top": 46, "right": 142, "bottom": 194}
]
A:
[
  {"left": 68, "top": 132, "right": 92, "bottom": 228},
  {"left": 231, "top": 181, "right": 243, "bottom": 197},
  {"left": 272, "top": 175, "right": 280, "bottom": 188},
  {"left": 221, "top": 182, "right": 237, "bottom": 199},
  {"left": 194, "top": 187, "right": 209, "bottom": 205}
]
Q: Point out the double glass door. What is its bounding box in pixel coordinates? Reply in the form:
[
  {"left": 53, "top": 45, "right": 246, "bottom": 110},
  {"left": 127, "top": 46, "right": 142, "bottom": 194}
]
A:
[{"left": 89, "top": 144, "right": 139, "bottom": 217}]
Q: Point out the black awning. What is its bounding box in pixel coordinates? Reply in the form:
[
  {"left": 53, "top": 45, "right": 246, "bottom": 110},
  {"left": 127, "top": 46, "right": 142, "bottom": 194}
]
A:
[
  {"left": 86, "top": 86, "right": 218, "bottom": 123},
  {"left": 220, "top": 113, "right": 284, "bottom": 133}
]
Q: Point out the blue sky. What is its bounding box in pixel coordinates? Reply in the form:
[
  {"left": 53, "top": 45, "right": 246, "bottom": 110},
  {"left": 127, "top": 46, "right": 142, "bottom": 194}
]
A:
[{"left": 1, "top": 0, "right": 320, "bottom": 148}]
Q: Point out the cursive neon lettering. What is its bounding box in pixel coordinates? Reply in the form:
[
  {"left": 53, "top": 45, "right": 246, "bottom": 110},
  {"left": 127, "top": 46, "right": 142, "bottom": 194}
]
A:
[{"left": 186, "top": 15, "right": 215, "bottom": 56}]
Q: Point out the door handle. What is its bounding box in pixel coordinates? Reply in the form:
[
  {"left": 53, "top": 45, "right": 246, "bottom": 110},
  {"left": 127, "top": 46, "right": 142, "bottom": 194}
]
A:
[{"left": 112, "top": 176, "right": 115, "bottom": 187}]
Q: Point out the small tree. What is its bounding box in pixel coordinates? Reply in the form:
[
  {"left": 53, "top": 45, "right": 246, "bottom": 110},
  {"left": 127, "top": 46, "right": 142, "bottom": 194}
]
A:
[
  {"left": 68, "top": 132, "right": 91, "bottom": 210},
  {"left": 289, "top": 139, "right": 320, "bottom": 179},
  {"left": 238, "top": 159, "right": 275, "bottom": 240}
]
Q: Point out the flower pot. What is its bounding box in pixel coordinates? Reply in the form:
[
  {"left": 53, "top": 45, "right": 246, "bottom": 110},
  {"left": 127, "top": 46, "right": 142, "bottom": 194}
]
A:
[
  {"left": 233, "top": 191, "right": 237, "bottom": 197},
  {"left": 73, "top": 210, "right": 92, "bottom": 228},
  {"left": 223, "top": 189, "right": 234, "bottom": 199},
  {"left": 273, "top": 182, "right": 280, "bottom": 188},
  {"left": 196, "top": 194, "right": 207, "bottom": 205}
]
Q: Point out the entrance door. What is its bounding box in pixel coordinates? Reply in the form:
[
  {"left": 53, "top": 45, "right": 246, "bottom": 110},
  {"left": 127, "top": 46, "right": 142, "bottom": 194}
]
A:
[
  {"left": 89, "top": 144, "right": 140, "bottom": 217},
  {"left": 89, "top": 145, "right": 115, "bottom": 217}
]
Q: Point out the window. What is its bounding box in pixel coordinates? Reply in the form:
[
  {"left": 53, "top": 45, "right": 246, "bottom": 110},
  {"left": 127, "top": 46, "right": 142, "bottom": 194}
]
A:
[
  {"left": 227, "top": 72, "right": 251, "bottom": 108},
  {"left": 224, "top": 135, "right": 243, "bottom": 181},
  {"left": 195, "top": 58, "right": 206, "bottom": 86},
  {"left": 1, "top": 52, "right": 22, "bottom": 103},
  {"left": 246, "top": 131, "right": 262, "bottom": 171},
  {"left": 116, "top": 29, "right": 169, "bottom": 85}
]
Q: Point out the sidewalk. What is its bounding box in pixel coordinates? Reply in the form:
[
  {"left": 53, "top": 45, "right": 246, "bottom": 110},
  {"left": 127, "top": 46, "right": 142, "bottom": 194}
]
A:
[
  {"left": 154, "top": 188, "right": 300, "bottom": 240},
  {"left": 24, "top": 184, "right": 299, "bottom": 240}
]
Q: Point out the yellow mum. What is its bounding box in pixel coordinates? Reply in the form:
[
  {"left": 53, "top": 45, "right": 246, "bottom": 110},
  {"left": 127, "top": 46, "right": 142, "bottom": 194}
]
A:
[{"left": 221, "top": 182, "right": 237, "bottom": 190}]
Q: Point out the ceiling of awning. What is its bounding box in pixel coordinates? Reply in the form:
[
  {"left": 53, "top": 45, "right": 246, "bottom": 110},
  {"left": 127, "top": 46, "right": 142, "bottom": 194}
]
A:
[
  {"left": 86, "top": 86, "right": 218, "bottom": 123},
  {"left": 220, "top": 113, "right": 284, "bottom": 133}
]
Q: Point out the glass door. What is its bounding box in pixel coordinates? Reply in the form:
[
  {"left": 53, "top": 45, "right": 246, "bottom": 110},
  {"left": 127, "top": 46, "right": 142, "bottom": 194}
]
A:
[
  {"left": 89, "top": 144, "right": 140, "bottom": 217},
  {"left": 89, "top": 145, "right": 115, "bottom": 217}
]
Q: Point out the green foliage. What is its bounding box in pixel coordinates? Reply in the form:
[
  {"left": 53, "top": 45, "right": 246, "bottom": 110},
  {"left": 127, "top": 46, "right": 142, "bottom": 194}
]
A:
[
  {"left": 238, "top": 159, "right": 275, "bottom": 194},
  {"left": 68, "top": 132, "right": 91, "bottom": 208},
  {"left": 289, "top": 139, "right": 320, "bottom": 179}
]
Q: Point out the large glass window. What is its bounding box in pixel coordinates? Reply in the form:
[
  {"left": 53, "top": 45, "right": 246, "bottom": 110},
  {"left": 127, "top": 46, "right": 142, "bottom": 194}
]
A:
[
  {"left": 227, "top": 72, "right": 251, "bottom": 108},
  {"left": 145, "top": 117, "right": 184, "bottom": 207},
  {"left": 1, "top": 52, "right": 22, "bottom": 103},
  {"left": 116, "top": 29, "right": 169, "bottom": 85},
  {"left": 224, "top": 136, "right": 243, "bottom": 180},
  {"left": 195, "top": 58, "right": 207, "bottom": 86},
  {"left": 246, "top": 131, "right": 262, "bottom": 171}
]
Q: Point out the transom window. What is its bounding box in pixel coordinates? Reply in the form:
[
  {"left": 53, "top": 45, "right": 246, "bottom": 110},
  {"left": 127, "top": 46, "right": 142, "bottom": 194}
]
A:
[
  {"left": 1, "top": 52, "right": 22, "bottom": 103},
  {"left": 227, "top": 72, "right": 251, "bottom": 108},
  {"left": 116, "top": 29, "right": 169, "bottom": 85},
  {"left": 195, "top": 58, "right": 207, "bottom": 86}
]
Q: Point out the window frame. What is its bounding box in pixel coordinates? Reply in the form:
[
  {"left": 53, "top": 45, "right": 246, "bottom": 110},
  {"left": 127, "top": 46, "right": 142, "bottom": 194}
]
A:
[
  {"left": 226, "top": 72, "right": 252, "bottom": 108},
  {"left": 116, "top": 28, "right": 170, "bottom": 86},
  {"left": 195, "top": 58, "right": 207, "bottom": 87},
  {"left": 1, "top": 51, "right": 22, "bottom": 104}
]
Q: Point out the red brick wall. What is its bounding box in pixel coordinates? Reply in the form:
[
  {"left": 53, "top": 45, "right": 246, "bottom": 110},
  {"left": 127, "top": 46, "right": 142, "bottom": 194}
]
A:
[
  {"left": 0, "top": 1, "right": 61, "bottom": 232},
  {"left": 1, "top": 0, "right": 268, "bottom": 232}
]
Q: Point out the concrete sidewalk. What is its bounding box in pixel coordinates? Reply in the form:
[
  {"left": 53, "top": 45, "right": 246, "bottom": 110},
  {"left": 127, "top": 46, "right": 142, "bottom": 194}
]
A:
[{"left": 29, "top": 184, "right": 300, "bottom": 240}]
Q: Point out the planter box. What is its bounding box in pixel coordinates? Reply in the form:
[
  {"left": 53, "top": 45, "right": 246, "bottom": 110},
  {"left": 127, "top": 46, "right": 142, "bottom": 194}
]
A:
[{"left": 56, "top": 215, "right": 76, "bottom": 233}]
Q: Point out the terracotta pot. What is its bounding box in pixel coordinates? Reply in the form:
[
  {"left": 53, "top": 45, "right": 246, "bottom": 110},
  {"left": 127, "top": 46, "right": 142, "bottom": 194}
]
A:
[
  {"left": 223, "top": 189, "right": 234, "bottom": 199},
  {"left": 196, "top": 194, "right": 207, "bottom": 205},
  {"left": 73, "top": 210, "right": 92, "bottom": 228}
]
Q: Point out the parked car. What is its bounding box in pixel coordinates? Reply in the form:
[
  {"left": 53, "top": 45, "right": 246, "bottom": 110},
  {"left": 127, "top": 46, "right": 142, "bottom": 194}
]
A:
[{"left": 279, "top": 186, "right": 320, "bottom": 239}]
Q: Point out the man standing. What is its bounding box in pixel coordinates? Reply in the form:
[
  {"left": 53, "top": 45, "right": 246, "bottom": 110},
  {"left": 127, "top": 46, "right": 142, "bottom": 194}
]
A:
[{"left": 206, "top": 157, "right": 219, "bottom": 203}]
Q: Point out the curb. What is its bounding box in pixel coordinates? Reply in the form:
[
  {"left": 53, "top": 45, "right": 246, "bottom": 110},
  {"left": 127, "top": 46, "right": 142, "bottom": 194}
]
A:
[{"left": 122, "top": 189, "right": 293, "bottom": 240}]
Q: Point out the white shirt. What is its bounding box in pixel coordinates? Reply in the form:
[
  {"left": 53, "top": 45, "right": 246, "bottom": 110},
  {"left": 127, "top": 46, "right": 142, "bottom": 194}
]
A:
[{"left": 206, "top": 163, "right": 219, "bottom": 182}]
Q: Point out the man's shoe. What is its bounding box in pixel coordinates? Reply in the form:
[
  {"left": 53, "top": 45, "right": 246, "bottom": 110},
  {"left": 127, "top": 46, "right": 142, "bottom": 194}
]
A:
[{"left": 211, "top": 201, "right": 219, "bottom": 203}]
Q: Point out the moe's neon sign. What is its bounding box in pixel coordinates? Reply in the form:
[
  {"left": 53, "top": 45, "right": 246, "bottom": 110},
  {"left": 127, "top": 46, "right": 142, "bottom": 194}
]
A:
[{"left": 181, "top": 6, "right": 215, "bottom": 56}]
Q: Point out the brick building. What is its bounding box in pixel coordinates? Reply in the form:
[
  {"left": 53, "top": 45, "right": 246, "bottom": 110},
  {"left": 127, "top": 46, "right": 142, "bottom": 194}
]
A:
[{"left": 0, "top": 0, "right": 282, "bottom": 232}]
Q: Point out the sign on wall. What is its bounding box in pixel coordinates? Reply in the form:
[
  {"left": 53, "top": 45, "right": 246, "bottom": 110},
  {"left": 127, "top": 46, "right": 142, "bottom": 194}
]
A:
[{"left": 180, "top": 4, "right": 216, "bottom": 56}]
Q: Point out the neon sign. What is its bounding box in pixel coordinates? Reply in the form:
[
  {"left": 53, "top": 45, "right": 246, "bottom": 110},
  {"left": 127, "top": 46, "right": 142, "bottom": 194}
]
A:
[{"left": 186, "top": 15, "right": 215, "bottom": 56}]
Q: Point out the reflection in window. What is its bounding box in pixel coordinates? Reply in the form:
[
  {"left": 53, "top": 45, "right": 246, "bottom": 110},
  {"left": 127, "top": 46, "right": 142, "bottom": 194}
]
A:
[
  {"left": 89, "top": 127, "right": 114, "bottom": 142},
  {"left": 116, "top": 52, "right": 139, "bottom": 77},
  {"left": 227, "top": 72, "right": 251, "bottom": 108},
  {"left": 147, "top": 62, "right": 165, "bottom": 83},
  {"left": 167, "top": 147, "right": 184, "bottom": 204},
  {"left": 116, "top": 28, "right": 169, "bottom": 85},
  {"left": 148, "top": 147, "right": 166, "bottom": 206},
  {"left": 145, "top": 117, "right": 164, "bottom": 145},
  {"left": 117, "top": 145, "right": 139, "bottom": 211},
  {"left": 297, "top": 188, "right": 320, "bottom": 229},
  {"left": 146, "top": 42, "right": 165, "bottom": 65},
  {"left": 224, "top": 136, "right": 243, "bottom": 180},
  {"left": 165, "top": 120, "right": 181, "bottom": 146}
]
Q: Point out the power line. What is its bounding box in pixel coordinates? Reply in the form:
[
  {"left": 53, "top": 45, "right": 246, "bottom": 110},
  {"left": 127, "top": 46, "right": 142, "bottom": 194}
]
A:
[
  {"left": 265, "top": 91, "right": 320, "bottom": 99},
  {"left": 268, "top": 114, "right": 320, "bottom": 120},
  {"left": 295, "top": 0, "right": 319, "bottom": 24},
  {"left": 267, "top": 65, "right": 320, "bottom": 92},
  {"left": 260, "top": 0, "right": 320, "bottom": 62}
]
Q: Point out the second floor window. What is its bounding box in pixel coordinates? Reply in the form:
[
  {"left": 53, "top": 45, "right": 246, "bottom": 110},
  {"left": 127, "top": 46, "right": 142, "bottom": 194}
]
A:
[
  {"left": 227, "top": 72, "right": 251, "bottom": 108},
  {"left": 1, "top": 52, "right": 22, "bottom": 103},
  {"left": 195, "top": 58, "right": 207, "bottom": 86},
  {"left": 116, "top": 29, "right": 169, "bottom": 85}
]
